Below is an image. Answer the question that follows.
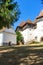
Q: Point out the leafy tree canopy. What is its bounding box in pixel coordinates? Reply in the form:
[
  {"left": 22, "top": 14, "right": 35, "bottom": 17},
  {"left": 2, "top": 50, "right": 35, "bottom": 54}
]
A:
[{"left": 0, "top": 0, "right": 20, "bottom": 29}]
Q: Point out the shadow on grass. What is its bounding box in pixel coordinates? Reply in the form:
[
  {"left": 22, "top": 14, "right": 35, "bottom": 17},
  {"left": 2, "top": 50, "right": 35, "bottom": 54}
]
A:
[{"left": 0, "top": 46, "right": 43, "bottom": 65}]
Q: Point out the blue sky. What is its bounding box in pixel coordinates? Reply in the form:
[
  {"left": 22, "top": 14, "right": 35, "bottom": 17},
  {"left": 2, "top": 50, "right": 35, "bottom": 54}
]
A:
[{"left": 14, "top": 0, "right": 43, "bottom": 29}]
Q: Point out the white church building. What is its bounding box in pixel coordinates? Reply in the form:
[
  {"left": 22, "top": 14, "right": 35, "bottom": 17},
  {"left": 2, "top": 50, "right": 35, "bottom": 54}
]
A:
[
  {"left": 16, "top": 10, "right": 43, "bottom": 44},
  {"left": 0, "top": 27, "right": 16, "bottom": 46}
]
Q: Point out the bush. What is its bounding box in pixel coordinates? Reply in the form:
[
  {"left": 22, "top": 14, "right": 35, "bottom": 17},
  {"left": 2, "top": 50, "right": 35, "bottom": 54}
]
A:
[{"left": 16, "top": 31, "right": 24, "bottom": 45}]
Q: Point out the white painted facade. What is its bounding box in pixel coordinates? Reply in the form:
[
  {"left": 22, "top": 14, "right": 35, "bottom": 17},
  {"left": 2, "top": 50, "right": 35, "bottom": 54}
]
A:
[
  {"left": 19, "top": 20, "right": 43, "bottom": 43},
  {"left": 17, "top": 10, "right": 43, "bottom": 44},
  {"left": 34, "top": 20, "right": 43, "bottom": 42},
  {"left": 20, "top": 28, "right": 34, "bottom": 44},
  {"left": 0, "top": 33, "right": 3, "bottom": 46},
  {"left": 0, "top": 28, "right": 16, "bottom": 46}
]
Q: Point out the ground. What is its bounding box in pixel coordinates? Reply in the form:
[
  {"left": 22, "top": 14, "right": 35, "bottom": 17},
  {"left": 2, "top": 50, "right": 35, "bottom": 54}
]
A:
[{"left": 0, "top": 42, "right": 43, "bottom": 65}]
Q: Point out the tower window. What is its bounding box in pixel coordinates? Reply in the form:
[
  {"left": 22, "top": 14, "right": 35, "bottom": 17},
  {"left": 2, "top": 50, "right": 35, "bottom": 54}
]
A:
[{"left": 35, "top": 36, "right": 37, "bottom": 39}]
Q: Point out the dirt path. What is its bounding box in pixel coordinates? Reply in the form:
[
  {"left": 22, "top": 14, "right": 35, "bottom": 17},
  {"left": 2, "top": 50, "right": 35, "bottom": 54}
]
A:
[
  {"left": 0, "top": 49, "right": 14, "bottom": 53},
  {"left": 0, "top": 45, "right": 43, "bottom": 65},
  {"left": 0, "top": 42, "right": 43, "bottom": 53}
]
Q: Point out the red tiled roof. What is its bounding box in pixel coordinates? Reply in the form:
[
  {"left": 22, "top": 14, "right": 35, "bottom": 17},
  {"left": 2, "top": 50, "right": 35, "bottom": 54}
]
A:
[
  {"left": 33, "top": 19, "right": 38, "bottom": 24},
  {"left": 36, "top": 10, "right": 43, "bottom": 19},
  {"left": 19, "top": 19, "right": 36, "bottom": 27},
  {"left": 19, "top": 21, "right": 26, "bottom": 27},
  {"left": 26, "top": 20, "right": 33, "bottom": 24},
  {"left": 27, "top": 19, "right": 36, "bottom": 25}
]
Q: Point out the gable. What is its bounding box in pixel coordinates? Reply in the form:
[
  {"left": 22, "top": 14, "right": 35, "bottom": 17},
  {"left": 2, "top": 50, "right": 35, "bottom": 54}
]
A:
[
  {"left": 4, "top": 28, "right": 15, "bottom": 34},
  {"left": 0, "top": 27, "right": 16, "bottom": 34}
]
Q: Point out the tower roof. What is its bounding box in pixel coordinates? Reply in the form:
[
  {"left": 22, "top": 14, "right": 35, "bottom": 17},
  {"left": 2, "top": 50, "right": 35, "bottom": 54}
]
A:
[
  {"left": 36, "top": 10, "right": 43, "bottom": 19},
  {"left": 19, "top": 20, "right": 33, "bottom": 27},
  {"left": 19, "top": 21, "right": 26, "bottom": 27},
  {"left": 4, "top": 28, "right": 15, "bottom": 34},
  {"left": 26, "top": 19, "right": 33, "bottom": 24},
  {"left": 0, "top": 27, "right": 15, "bottom": 34}
]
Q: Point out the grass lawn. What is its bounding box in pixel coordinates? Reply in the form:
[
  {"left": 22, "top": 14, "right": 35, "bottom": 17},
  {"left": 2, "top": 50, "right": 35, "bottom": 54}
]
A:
[{"left": 0, "top": 43, "right": 43, "bottom": 65}]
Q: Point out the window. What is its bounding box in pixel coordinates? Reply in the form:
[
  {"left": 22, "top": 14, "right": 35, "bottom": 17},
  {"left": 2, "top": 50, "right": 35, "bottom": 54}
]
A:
[{"left": 35, "top": 36, "right": 37, "bottom": 39}]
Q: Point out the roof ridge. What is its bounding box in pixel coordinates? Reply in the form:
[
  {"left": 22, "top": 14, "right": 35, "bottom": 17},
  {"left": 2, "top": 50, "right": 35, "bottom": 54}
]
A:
[{"left": 36, "top": 10, "right": 43, "bottom": 19}]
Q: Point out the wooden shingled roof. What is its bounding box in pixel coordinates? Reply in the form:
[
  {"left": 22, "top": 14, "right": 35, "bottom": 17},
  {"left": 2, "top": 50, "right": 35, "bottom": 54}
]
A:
[
  {"left": 34, "top": 10, "right": 43, "bottom": 23},
  {"left": 16, "top": 10, "right": 43, "bottom": 29},
  {"left": 26, "top": 20, "right": 33, "bottom": 24},
  {"left": 19, "top": 21, "right": 26, "bottom": 27},
  {"left": 19, "top": 20, "right": 35, "bottom": 27},
  {"left": 36, "top": 10, "right": 43, "bottom": 19}
]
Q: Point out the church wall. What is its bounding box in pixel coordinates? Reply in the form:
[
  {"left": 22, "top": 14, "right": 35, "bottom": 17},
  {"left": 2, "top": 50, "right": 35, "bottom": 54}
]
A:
[
  {"left": 34, "top": 21, "right": 43, "bottom": 42},
  {"left": 18, "top": 20, "right": 43, "bottom": 44},
  {"left": 37, "top": 21, "right": 43, "bottom": 30},
  {"left": 16, "top": 10, "right": 43, "bottom": 43},
  {"left": 20, "top": 28, "right": 34, "bottom": 44},
  {"left": 3, "top": 32, "right": 16, "bottom": 46},
  {"left": 0, "top": 33, "right": 3, "bottom": 46}
]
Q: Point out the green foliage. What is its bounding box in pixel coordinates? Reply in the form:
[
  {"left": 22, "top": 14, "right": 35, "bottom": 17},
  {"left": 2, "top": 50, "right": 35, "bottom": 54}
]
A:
[
  {"left": 16, "top": 31, "right": 24, "bottom": 44},
  {"left": 0, "top": 0, "right": 20, "bottom": 29}
]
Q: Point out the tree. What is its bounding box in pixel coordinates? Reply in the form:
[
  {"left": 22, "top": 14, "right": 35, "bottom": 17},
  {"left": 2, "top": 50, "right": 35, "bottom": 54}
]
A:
[
  {"left": 41, "top": 0, "right": 43, "bottom": 4},
  {"left": 16, "top": 31, "right": 24, "bottom": 45},
  {"left": 0, "top": 0, "right": 20, "bottom": 29}
]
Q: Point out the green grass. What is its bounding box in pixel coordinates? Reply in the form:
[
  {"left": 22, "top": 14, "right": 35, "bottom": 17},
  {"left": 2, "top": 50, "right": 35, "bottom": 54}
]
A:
[{"left": 0, "top": 44, "right": 43, "bottom": 65}]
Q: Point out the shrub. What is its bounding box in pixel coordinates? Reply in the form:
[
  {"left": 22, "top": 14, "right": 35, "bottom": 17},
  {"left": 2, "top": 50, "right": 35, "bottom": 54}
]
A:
[{"left": 16, "top": 31, "right": 24, "bottom": 45}]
